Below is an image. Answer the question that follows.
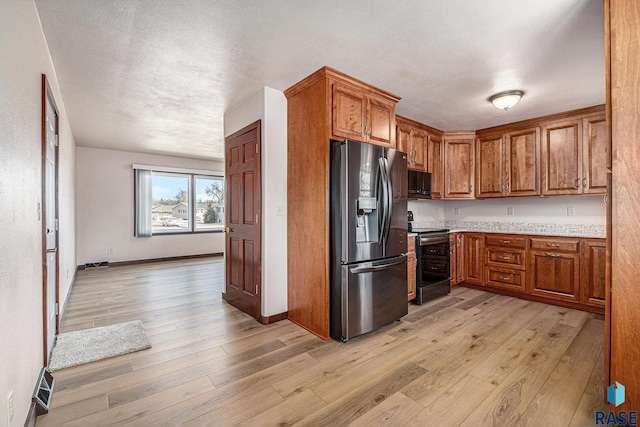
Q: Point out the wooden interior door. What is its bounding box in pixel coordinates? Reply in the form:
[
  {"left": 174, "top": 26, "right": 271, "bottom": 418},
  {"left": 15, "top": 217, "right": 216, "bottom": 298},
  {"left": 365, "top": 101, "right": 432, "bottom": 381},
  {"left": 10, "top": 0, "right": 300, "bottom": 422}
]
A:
[
  {"left": 224, "top": 121, "right": 261, "bottom": 319},
  {"left": 42, "top": 75, "right": 59, "bottom": 365}
]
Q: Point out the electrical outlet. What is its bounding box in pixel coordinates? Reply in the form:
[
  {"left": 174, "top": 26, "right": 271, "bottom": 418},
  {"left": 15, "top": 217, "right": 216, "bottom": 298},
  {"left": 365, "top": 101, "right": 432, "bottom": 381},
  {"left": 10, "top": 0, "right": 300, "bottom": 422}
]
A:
[
  {"left": 107, "top": 248, "right": 113, "bottom": 255},
  {"left": 567, "top": 207, "right": 575, "bottom": 216},
  {"left": 507, "top": 207, "right": 514, "bottom": 216},
  {"left": 7, "top": 390, "right": 14, "bottom": 425},
  {"left": 276, "top": 205, "right": 284, "bottom": 216},
  {"left": 454, "top": 208, "right": 460, "bottom": 215}
]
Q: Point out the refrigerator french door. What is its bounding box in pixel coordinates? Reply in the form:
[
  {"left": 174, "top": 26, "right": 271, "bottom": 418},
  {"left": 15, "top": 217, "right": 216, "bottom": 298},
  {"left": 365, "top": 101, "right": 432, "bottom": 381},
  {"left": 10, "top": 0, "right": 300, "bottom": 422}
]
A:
[{"left": 330, "top": 139, "right": 408, "bottom": 341}]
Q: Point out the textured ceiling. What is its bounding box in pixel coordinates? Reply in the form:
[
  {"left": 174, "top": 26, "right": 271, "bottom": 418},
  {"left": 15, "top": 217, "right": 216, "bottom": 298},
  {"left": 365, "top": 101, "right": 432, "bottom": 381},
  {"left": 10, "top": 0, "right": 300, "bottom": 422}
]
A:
[{"left": 34, "top": 0, "right": 604, "bottom": 161}]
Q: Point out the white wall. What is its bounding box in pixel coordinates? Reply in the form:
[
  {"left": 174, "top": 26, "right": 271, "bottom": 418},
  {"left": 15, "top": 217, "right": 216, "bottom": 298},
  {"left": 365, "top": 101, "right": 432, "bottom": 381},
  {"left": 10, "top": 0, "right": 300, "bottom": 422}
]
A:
[
  {"left": 0, "top": 1, "right": 76, "bottom": 425},
  {"left": 443, "top": 195, "right": 606, "bottom": 225},
  {"left": 76, "top": 147, "right": 224, "bottom": 265},
  {"left": 224, "top": 87, "right": 288, "bottom": 318},
  {"left": 408, "top": 199, "right": 445, "bottom": 223},
  {"left": 410, "top": 196, "right": 605, "bottom": 225}
]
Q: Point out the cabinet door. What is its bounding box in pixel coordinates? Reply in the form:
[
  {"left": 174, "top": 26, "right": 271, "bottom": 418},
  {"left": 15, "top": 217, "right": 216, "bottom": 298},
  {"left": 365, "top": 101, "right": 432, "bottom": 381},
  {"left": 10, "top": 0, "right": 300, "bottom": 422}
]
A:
[
  {"left": 450, "top": 234, "right": 458, "bottom": 286},
  {"left": 476, "top": 134, "right": 504, "bottom": 198},
  {"left": 407, "top": 236, "right": 417, "bottom": 301},
  {"left": 505, "top": 127, "right": 540, "bottom": 197},
  {"left": 541, "top": 119, "right": 583, "bottom": 195},
  {"left": 332, "top": 83, "right": 366, "bottom": 141},
  {"left": 444, "top": 135, "right": 475, "bottom": 199},
  {"left": 397, "top": 124, "right": 412, "bottom": 165},
  {"left": 580, "top": 239, "right": 606, "bottom": 307},
  {"left": 463, "top": 233, "right": 484, "bottom": 285},
  {"left": 582, "top": 115, "right": 608, "bottom": 194},
  {"left": 428, "top": 134, "right": 444, "bottom": 199},
  {"left": 368, "top": 96, "right": 396, "bottom": 147},
  {"left": 410, "top": 128, "right": 428, "bottom": 171},
  {"left": 456, "top": 233, "right": 464, "bottom": 283},
  {"left": 397, "top": 123, "right": 427, "bottom": 171},
  {"left": 528, "top": 251, "right": 580, "bottom": 302}
]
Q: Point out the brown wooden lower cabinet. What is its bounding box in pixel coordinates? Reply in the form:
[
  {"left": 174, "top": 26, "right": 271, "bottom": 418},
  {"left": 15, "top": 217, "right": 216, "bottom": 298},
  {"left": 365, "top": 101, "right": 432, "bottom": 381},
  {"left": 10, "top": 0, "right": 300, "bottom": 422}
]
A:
[
  {"left": 450, "top": 232, "right": 464, "bottom": 286},
  {"left": 463, "top": 233, "right": 484, "bottom": 285},
  {"left": 459, "top": 232, "right": 604, "bottom": 313},
  {"left": 407, "top": 236, "right": 417, "bottom": 301},
  {"left": 580, "top": 238, "right": 606, "bottom": 308},
  {"left": 528, "top": 249, "right": 581, "bottom": 303},
  {"left": 455, "top": 233, "right": 464, "bottom": 284}
]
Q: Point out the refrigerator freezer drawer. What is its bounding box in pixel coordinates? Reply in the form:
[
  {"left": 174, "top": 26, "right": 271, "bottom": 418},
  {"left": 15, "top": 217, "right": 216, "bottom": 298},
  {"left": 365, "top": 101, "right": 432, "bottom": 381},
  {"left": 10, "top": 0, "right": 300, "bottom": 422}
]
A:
[{"left": 331, "top": 255, "right": 408, "bottom": 341}]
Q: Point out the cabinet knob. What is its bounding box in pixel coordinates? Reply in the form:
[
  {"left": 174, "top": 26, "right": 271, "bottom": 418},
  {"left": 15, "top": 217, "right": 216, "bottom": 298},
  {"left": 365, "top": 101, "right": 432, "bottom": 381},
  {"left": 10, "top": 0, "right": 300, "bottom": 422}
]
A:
[
  {"left": 574, "top": 178, "right": 580, "bottom": 189},
  {"left": 582, "top": 178, "right": 588, "bottom": 188}
]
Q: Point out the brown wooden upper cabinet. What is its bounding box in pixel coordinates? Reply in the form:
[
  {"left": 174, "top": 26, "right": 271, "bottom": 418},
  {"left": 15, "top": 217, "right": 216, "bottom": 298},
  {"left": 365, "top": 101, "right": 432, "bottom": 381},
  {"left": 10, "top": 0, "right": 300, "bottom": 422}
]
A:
[
  {"left": 396, "top": 116, "right": 428, "bottom": 171},
  {"left": 541, "top": 111, "right": 607, "bottom": 196},
  {"left": 332, "top": 82, "right": 396, "bottom": 147},
  {"left": 444, "top": 132, "right": 475, "bottom": 199},
  {"left": 427, "top": 131, "right": 444, "bottom": 199},
  {"left": 475, "top": 127, "right": 540, "bottom": 198}
]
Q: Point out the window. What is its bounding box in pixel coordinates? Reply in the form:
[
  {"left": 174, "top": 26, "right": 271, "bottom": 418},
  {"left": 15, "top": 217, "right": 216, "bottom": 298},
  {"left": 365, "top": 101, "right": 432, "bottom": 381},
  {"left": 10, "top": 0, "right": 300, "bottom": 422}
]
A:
[{"left": 135, "top": 166, "right": 224, "bottom": 236}]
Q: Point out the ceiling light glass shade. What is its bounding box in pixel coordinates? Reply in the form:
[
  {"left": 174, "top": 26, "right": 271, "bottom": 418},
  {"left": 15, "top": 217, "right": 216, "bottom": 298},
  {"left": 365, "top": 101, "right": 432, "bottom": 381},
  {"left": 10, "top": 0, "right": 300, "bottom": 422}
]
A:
[{"left": 489, "top": 90, "right": 525, "bottom": 111}]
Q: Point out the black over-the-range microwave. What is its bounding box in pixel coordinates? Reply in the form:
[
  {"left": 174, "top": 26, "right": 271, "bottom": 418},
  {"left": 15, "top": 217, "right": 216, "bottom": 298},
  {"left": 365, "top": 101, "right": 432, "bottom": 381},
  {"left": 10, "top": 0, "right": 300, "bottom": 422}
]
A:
[{"left": 408, "top": 170, "right": 432, "bottom": 199}]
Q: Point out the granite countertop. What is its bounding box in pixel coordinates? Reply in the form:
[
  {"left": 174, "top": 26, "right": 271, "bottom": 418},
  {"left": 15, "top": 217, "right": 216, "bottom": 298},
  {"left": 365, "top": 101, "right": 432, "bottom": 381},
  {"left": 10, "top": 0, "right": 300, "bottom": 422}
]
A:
[{"left": 410, "top": 220, "right": 605, "bottom": 239}]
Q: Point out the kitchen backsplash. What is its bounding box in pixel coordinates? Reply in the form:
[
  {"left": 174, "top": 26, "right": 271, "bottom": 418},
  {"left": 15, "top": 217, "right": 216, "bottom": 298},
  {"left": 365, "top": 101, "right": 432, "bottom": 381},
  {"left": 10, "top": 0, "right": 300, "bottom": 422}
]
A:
[
  {"left": 409, "top": 195, "right": 606, "bottom": 238},
  {"left": 410, "top": 220, "right": 605, "bottom": 238}
]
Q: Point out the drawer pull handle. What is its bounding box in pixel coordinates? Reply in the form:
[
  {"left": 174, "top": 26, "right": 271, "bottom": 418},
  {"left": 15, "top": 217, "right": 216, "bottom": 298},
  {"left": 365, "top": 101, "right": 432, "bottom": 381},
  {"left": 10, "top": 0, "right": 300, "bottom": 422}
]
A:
[
  {"left": 499, "top": 276, "right": 511, "bottom": 281},
  {"left": 499, "top": 240, "right": 511, "bottom": 244},
  {"left": 430, "top": 266, "right": 438, "bottom": 271},
  {"left": 547, "top": 253, "right": 561, "bottom": 258},
  {"left": 546, "top": 243, "right": 560, "bottom": 248},
  {"left": 499, "top": 255, "right": 511, "bottom": 260}
]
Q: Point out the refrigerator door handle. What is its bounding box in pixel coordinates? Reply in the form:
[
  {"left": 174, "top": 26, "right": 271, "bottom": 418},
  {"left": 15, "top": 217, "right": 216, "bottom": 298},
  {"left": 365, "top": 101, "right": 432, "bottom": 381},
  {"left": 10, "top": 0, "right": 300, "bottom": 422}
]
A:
[
  {"left": 377, "top": 157, "right": 389, "bottom": 245},
  {"left": 383, "top": 157, "right": 393, "bottom": 244},
  {"left": 349, "top": 254, "right": 407, "bottom": 274}
]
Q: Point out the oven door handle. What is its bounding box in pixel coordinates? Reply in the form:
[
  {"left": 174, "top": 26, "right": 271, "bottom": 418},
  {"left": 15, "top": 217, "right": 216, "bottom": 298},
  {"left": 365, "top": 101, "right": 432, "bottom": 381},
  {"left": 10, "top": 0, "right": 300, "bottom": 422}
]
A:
[
  {"left": 419, "top": 235, "right": 450, "bottom": 245},
  {"left": 349, "top": 254, "right": 407, "bottom": 274}
]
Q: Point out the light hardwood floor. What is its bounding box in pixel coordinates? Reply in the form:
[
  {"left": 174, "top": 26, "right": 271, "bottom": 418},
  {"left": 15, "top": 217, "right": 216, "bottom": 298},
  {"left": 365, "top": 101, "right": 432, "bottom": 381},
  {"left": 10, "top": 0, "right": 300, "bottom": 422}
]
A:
[{"left": 37, "top": 257, "right": 608, "bottom": 426}]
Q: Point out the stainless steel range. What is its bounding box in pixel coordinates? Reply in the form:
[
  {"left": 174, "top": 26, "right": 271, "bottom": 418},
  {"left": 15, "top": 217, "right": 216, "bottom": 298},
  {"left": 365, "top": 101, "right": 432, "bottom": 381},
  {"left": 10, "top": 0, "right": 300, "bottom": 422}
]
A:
[{"left": 411, "top": 228, "right": 451, "bottom": 304}]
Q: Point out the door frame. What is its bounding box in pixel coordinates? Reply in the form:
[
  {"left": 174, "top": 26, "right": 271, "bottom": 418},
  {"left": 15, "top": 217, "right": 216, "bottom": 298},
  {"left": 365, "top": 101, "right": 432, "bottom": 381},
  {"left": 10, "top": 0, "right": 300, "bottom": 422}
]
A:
[{"left": 41, "top": 75, "right": 60, "bottom": 365}]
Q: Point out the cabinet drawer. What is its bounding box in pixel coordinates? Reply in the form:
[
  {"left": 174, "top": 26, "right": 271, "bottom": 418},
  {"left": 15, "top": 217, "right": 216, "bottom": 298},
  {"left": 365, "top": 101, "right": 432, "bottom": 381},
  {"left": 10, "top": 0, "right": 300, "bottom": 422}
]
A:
[
  {"left": 485, "top": 267, "right": 525, "bottom": 291},
  {"left": 486, "top": 248, "right": 525, "bottom": 269},
  {"left": 485, "top": 235, "right": 526, "bottom": 249},
  {"left": 530, "top": 237, "right": 579, "bottom": 252},
  {"left": 421, "top": 245, "right": 448, "bottom": 257},
  {"left": 421, "top": 259, "right": 449, "bottom": 275}
]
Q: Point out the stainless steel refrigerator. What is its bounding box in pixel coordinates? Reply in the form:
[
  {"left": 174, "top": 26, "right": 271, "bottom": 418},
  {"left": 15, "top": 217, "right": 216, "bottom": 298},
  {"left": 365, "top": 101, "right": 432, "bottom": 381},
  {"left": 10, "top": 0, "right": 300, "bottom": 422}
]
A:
[{"left": 330, "top": 139, "right": 408, "bottom": 342}]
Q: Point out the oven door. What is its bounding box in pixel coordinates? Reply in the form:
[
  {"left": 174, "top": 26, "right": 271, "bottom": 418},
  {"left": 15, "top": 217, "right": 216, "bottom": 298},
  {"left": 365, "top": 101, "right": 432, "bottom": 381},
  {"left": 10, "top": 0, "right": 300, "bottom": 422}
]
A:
[{"left": 414, "top": 234, "right": 451, "bottom": 304}]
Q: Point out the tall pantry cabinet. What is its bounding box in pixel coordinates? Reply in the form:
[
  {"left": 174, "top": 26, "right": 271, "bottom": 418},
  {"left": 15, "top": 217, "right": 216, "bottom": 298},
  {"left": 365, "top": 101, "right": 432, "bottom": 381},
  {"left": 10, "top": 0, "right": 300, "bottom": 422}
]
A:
[
  {"left": 284, "top": 67, "right": 400, "bottom": 339},
  {"left": 607, "top": 0, "right": 640, "bottom": 412}
]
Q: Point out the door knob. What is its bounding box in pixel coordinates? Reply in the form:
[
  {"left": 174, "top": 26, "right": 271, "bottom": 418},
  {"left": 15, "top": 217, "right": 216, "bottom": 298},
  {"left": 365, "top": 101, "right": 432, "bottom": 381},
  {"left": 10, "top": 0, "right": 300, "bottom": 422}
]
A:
[{"left": 222, "top": 227, "right": 234, "bottom": 233}]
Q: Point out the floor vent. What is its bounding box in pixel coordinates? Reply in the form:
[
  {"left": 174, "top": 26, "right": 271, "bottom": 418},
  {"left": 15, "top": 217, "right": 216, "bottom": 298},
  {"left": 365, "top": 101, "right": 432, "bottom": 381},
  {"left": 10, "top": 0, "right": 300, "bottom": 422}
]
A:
[
  {"left": 33, "top": 367, "right": 54, "bottom": 416},
  {"left": 85, "top": 261, "right": 109, "bottom": 268}
]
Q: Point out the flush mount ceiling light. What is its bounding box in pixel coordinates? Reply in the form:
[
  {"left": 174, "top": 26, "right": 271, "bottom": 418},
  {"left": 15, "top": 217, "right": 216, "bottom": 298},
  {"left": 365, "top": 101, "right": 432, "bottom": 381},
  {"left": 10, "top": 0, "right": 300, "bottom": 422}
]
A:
[{"left": 488, "top": 90, "right": 525, "bottom": 111}]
